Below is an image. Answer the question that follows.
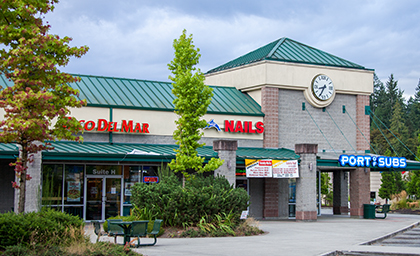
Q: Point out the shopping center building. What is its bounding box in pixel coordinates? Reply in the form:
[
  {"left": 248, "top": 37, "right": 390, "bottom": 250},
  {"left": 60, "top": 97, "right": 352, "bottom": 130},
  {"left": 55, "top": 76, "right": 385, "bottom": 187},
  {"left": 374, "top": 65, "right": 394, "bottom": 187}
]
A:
[{"left": 0, "top": 37, "right": 397, "bottom": 221}]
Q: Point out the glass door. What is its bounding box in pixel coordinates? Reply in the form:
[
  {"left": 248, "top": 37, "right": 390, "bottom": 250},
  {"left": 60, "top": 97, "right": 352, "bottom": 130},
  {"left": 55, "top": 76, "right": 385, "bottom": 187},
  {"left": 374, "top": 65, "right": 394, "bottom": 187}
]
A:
[
  {"left": 85, "top": 176, "right": 122, "bottom": 221},
  {"left": 105, "top": 178, "right": 121, "bottom": 219},
  {"left": 86, "top": 178, "right": 103, "bottom": 220}
]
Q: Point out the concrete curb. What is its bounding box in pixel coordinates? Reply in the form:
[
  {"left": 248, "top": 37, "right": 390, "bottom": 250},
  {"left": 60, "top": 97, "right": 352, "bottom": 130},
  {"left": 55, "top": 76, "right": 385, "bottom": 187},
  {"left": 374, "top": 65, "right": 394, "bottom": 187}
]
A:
[{"left": 360, "top": 221, "right": 420, "bottom": 245}]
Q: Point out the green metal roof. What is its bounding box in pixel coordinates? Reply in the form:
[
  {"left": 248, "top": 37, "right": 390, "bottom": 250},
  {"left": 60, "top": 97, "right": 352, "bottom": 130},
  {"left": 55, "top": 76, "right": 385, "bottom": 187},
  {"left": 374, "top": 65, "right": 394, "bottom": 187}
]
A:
[
  {"left": 67, "top": 74, "right": 263, "bottom": 116},
  {"left": 206, "top": 37, "right": 372, "bottom": 74},
  {"left": 0, "top": 73, "right": 264, "bottom": 117}
]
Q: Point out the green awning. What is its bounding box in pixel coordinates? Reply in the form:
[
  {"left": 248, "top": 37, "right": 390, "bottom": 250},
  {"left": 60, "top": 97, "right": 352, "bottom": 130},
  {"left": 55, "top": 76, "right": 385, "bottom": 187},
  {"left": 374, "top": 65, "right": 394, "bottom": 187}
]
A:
[
  {"left": 42, "top": 141, "right": 299, "bottom": 163},
  {"left": 0, "top": 143, "right": 18, "bottom": 159}
]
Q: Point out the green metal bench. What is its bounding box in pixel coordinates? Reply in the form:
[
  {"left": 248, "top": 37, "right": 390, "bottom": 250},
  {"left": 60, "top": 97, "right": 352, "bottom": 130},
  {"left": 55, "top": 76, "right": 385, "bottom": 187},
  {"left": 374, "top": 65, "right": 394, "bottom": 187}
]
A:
[
  {"left": 375, "top": 204, "right": 391, "bottom": 219},
  {"left": 130, "top": 219, "right": 163, "bottom": 247},
  {"left": 107, "top": 219, "right": 124, "bottom": 243}
]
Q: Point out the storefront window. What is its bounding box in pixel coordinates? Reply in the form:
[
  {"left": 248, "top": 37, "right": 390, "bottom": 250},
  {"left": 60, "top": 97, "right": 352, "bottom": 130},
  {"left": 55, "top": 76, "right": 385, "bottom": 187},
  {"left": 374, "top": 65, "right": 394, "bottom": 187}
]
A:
[
  {"left": 64, "top": 165, "right": 84, "bottom": 218},
  {"left": 142, "top": 166, "right": 158, "bottom": 183},
  {"left": 42, "top": 164, "right": 63, "bottom": 207},
  {"left": 123, "top": 166, "right": 140, "bottom": 216},
  {"left": 289, "top": 178, "right": 296, "bottom": 217},
  {"left": 65, "top": 165, "right": 84, "bottom": 205}
]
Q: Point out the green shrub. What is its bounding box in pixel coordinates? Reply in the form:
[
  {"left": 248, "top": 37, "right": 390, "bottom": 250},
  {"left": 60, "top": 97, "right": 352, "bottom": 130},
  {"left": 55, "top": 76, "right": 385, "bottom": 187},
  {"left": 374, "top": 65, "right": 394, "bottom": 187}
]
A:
[
  {"left": 0, "top": 208, "right": 84, "bottom": 249},
  {"left": 180, "top": 228, "right": 206, "bottom": 238},
  {"left": 131, "top": 174, "right": 249, "bottom": 227},
  {"left": 1, "top": 242, "right": 139, "bottom": 256}
]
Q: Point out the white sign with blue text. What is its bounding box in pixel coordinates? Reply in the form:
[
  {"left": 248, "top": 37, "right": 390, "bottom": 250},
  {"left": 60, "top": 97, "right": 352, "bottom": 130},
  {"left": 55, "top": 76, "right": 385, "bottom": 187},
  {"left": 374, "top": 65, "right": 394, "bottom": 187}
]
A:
[{"left": 339, "top": 155, "right": 407, "bottom": 169}]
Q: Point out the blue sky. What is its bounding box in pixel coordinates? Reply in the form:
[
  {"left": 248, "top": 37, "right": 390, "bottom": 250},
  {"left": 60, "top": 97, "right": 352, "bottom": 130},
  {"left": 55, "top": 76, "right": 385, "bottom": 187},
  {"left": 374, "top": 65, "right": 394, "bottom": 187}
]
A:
[{"left": 45, "top": 0, "right": 420, "bottom": 99}]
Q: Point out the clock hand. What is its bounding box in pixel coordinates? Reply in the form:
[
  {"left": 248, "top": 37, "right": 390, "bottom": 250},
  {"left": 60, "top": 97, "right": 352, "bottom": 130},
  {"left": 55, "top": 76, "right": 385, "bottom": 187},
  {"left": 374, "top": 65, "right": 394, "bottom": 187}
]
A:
[{"left": 318, "top": 85, "right": 326, "bottom": 97}]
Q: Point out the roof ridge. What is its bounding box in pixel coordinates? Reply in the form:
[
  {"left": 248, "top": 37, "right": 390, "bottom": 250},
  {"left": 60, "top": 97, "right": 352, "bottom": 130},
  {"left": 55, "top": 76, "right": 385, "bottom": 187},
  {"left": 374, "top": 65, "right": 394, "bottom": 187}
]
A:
[
  {"left": 71, "top": 73, "right": 172, "bottom": 85},
  {"left": 267, "top": 37, "right": 287, "bottom": 58}
]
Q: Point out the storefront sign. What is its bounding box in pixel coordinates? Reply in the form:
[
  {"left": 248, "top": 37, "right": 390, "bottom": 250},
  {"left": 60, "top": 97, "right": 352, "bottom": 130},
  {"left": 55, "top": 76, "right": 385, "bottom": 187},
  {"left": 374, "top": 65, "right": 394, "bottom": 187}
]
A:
[
  {"left": 143, "top": 176, "right": 159, "bottom": 183},
  {"left": 246, "top": 159, "right": 272, "bottom": 178},
  {"left": 80, "top": 119, "right": 149, "bottom": 133},
  {"left": 204, "top": 119, "right": 264, "bottom": 134},
  {"left": 224, "top": 120, "right": 264, "bottom": 134},
  {"left": 65, "top": 117, "right": 150, "bottom": 134},
  {"left": 67, "top": 181, "right": 81, "bottom": 202},
  {"left": 339, "top": 155, "right": 407, "bottom": 169},
  {"left": 86, "top": 165, "right": 122, "bottom": 175},
  {"left": 272, "top": 160, "right": 299, "bottom": 178}
]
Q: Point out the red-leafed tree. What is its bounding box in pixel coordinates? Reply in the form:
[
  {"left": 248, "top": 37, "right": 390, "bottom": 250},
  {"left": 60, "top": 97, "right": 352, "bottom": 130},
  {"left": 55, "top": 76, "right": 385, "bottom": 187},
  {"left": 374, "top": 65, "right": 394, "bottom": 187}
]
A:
[{"left": 0, "top": 0, "right": 88, "bottom": 213}]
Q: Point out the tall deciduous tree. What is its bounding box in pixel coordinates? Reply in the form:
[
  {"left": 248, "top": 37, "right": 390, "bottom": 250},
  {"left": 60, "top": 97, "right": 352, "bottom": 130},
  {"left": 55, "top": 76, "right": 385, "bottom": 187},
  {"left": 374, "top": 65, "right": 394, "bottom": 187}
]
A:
[
  {"left": 168, "top": 30, "right": 223, "bottom": 180},
  {"left": 0, "top": 0, "right": 88, "bottom": 213}
]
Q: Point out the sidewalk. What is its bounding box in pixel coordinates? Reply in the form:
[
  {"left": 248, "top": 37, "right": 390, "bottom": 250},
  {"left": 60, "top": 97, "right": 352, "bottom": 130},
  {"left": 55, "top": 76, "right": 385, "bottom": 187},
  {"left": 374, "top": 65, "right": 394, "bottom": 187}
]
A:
[{"left": 88, "top": 212, "right": 420, "bottom": 256}]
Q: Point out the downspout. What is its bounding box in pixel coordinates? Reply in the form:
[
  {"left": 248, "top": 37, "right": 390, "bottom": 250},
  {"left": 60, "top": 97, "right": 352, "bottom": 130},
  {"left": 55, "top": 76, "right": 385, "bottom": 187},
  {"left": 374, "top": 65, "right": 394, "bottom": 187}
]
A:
[{"left": 109, "top": 107, "right": 113, "bottom": 144}]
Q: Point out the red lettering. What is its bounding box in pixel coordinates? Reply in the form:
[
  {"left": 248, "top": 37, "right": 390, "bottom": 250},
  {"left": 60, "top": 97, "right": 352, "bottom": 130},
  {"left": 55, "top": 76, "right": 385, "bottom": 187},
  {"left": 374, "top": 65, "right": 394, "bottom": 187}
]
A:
[
  {"left": 244, "top": 121, "right": 248, "bottom": 133},
  {"left": 225, "top": 120, "right": 234, "bottom": 132},
  {"left": 107, "top": 122, "right": 115, "bottom": 132},
  {"left": 256, "top": 121, "right": 264, "bottom": 134},
  {"left": 134, "top": 123, "right": 142, "bottom": 133},
  {"left": 108, "top": 122, "right": 118, "bottom": 132},
  {"left": 97, "top": 119, "right": 108, "bottom": 131},
  {"left": 84, "top": 121, "right": 95, "bottom": 131},
  {"left": 234, "top": 121, "right": 244, "bottom": 133},
  {"left": 78, "top": 120, "right": 85, "bottom": 130},
  {"left": 121, "top": 120, "right": 134, "bottom": 133},
  {"left": 142, "top": 123, "right": 150, "bottom": 133},
  {"left": 259, "top": 160, "right": 272, "bottom": 166},
  {"left": 248, "top": 121, "right": 256, "bottom": 133}
]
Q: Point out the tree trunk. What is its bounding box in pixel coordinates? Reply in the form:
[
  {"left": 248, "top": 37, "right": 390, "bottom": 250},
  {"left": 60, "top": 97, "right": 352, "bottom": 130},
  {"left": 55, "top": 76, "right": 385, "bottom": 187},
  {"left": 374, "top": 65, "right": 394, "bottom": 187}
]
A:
[{"left": 17, "top": 144, "right": 28, "bottom": 213}]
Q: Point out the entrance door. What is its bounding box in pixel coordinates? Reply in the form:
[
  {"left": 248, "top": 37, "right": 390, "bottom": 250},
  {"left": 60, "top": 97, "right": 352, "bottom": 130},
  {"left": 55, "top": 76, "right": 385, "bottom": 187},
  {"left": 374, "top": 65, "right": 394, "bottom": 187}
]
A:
[{"left": 86, "top": 176, "right": 121, "bottom": 220}]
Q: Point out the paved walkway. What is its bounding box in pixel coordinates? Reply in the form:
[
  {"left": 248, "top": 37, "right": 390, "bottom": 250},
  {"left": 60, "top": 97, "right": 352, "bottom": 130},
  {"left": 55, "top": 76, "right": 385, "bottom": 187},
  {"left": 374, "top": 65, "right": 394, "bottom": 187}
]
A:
[{"left": 88, "top": 212, "right": 420, "bottom": 256}]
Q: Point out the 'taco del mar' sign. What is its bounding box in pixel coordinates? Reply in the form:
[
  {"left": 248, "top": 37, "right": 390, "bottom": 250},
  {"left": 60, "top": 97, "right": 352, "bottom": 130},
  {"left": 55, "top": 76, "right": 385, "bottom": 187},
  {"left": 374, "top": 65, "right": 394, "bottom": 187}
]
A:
[{"left": 78, "top": 119, "right": 150, "bottom": 134}]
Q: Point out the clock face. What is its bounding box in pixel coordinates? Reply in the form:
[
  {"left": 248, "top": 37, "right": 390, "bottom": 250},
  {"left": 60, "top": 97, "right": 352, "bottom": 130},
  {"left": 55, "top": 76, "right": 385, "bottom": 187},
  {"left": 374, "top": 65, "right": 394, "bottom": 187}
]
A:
[{"left": 312, "top": 75, "right": 334, "bottom": 101}]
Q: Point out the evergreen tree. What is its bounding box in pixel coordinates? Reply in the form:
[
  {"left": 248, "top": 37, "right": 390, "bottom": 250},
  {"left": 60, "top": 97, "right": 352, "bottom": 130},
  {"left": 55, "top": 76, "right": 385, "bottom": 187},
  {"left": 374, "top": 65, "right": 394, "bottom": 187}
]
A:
[
  {"left": 406, "top": 170, "right": 420, "bottom": 199},
  {"left": 389, "top": 101, "right": 412, "bottom": 158},
  {"left": 370, "top": 73, "right": 385, "bottom": 114},
  {"left": 370, "top": 74, "right": 406, "bottom": 156},
  {"left": 378, "top": 171, "right": 404, "bottom": 202}
]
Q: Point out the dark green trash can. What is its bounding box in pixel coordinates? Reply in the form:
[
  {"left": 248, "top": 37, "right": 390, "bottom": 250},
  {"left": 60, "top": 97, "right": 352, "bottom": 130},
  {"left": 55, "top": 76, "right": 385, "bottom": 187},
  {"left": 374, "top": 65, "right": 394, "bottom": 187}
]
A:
[{"left": 363, "top": 204, "right": 375, "bottom": 219}]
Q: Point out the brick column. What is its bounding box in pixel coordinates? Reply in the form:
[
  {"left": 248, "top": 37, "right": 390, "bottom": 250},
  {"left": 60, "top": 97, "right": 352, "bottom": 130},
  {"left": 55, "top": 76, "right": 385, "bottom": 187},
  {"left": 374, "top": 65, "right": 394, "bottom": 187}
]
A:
[
  {"left": 350, "top": 95, "right": 371, "bottom": 217},
  {"left": 213, "top": 140, "right": 238, "bottom": 187},
  {"left": 261, "top": 87, "right": 279, "bottom": 148},
  {"left": 261, "top": 87, "right": 286, "bottom": 218},
  {"left": 295, "top": 144, "right": 318, "bottom": 221},
  {"left": 264, "top": 179, "right": 279, "bottom": 218}
]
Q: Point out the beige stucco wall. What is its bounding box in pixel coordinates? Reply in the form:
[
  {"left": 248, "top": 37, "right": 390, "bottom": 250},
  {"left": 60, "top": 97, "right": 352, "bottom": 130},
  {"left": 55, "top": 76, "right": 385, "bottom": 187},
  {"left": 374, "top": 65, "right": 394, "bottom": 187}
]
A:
[{"left": 205, "top": 61, "right": 374, "bottom": 96}]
